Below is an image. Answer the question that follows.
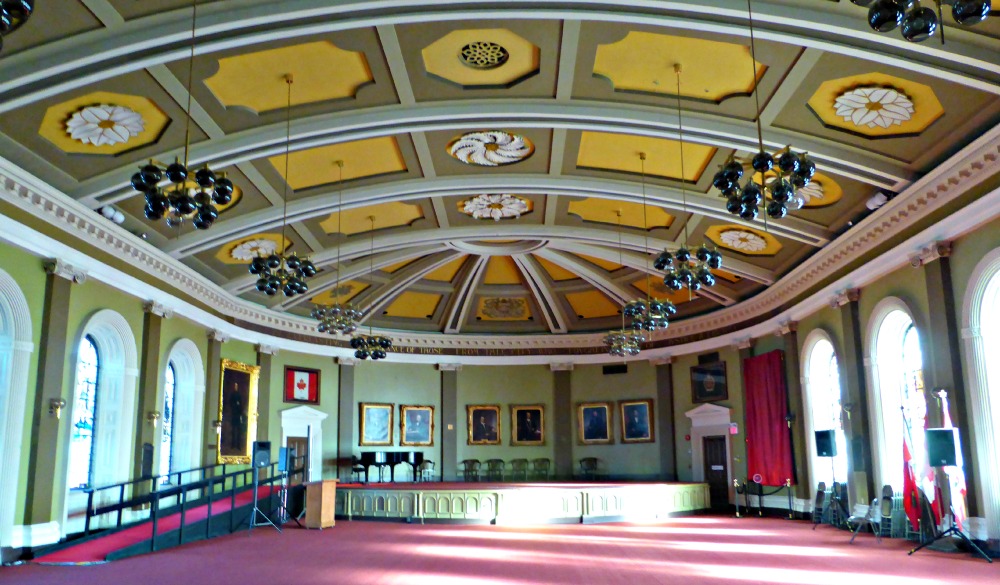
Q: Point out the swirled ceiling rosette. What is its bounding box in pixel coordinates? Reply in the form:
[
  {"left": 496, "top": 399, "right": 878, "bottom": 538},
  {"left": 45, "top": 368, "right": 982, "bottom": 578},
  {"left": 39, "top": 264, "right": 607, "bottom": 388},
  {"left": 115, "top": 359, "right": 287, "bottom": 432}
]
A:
[{"left": 447, "top": 131, "right": 534, "bottom": 166}]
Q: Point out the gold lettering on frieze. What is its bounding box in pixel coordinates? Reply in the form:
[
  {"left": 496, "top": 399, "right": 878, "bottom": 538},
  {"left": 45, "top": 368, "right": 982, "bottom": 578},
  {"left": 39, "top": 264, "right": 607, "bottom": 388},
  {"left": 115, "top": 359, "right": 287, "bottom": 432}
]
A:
[{"left": 391, "top": 345, "right": 607, "bottom": 357}]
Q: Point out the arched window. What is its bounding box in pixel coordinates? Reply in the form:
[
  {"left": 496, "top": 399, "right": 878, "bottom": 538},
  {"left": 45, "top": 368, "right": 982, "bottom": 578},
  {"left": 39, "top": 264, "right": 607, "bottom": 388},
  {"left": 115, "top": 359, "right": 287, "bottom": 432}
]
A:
[
  {"left": 803, "top": 334, "right": 848, "bottom": 487},
  {"left": 159, "top": 362, "right": 176, "bottom": 483},
  {"left": 68, "top": 335, "right": 100, "bottom": 490}
]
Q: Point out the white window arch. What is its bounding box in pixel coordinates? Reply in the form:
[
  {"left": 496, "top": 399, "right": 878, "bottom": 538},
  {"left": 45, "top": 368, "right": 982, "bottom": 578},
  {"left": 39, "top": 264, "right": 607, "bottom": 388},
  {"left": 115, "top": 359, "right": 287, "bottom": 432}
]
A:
[
  {"left": 961, "top": 246, "right": 1000, "bottom": 542},
  {"left": 159, "top": 361, "right": 176, "bottom": 483},
  {"left": 801, "top": 329, "right": 848, "bottom": 491},
  {"left": 866, "top": 297, "right": 926, "bottom": 491},
  {"left": 161, "top": 338, "right": 205, "bottom": 484},
  {"left": 65, "top": 309, "right": 138, "bottom": 533},
  {"left": 0, "top": 268, "right": 33, "bottom": 551}
]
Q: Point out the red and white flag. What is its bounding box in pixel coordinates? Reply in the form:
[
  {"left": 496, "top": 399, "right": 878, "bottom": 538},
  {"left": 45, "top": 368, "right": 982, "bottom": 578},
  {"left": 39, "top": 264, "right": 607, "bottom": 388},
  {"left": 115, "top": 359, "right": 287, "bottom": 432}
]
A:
[
  {"left": 940, "top": 393, "right": 968, "bottom": 532},
  {"left": 903, "top": 427, "right": 920, "bottom": 531},
  {"left": 286, "top": 369, "right": 317, "bottom": 402}
]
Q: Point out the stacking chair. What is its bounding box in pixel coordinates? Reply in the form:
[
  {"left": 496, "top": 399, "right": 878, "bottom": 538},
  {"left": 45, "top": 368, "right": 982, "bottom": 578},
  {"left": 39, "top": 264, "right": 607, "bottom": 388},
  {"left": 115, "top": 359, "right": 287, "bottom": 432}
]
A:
[
  {"left": 418, "top": 460, "right": 436, "bottom": 482},
  {"left": 811, "top": 481, "right": 827, "bottom": 530},
  {"left": 351, "top": 455, "right": 366, "bottom": 483},
  {"left": 848, "top": 498, "right": 882, "bottom": 544},
  {"left": 531, "top": 458, "right": 551, "bottom": 481},
  {"left": 460, "top": 459, "right": 481, "bottom": 482},
  {"left": 579, "top": 457, "right": 599, "bottom": 481},
  {"left": 485, "top": 459, "right": 505, "bottom": 482},
  {"left": 878, "top": 485, "right": 895, "bottom": 538},
  {"left": 509, "top": 458, "right": 529, "bottom": 481}
]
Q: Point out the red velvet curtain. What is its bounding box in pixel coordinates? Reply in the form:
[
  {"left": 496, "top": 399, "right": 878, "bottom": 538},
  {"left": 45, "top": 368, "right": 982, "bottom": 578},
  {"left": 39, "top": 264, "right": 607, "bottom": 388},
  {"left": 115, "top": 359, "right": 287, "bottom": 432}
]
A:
[{"left": 743, "top": 350, "right": 793, "bottom": 486}]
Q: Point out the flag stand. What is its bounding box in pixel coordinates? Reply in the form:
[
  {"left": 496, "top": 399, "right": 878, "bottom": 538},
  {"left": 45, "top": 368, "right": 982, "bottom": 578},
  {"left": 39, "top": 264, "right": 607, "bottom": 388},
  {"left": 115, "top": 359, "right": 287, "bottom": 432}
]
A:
[{"left": 907, "top": 502, "right": 992, "bottom": 563}]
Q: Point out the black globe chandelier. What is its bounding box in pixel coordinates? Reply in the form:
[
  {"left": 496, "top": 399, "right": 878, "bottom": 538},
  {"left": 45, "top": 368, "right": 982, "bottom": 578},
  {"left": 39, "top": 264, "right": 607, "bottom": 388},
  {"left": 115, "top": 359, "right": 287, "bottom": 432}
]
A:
[
  {"left": 712, "top": 0, "right": 819, "bottom": 223},
  {"left": 860, "top": 0, "right": 992, "bottom": 43},
  {"left": 657, "top": 65, "right": 725, "bottom": 294},
  {"left": 247, "top": 75, "right": 316, "bottom": 297},
  {"left": 128, "top": 0, "right": 238, "bottom": 230},
  {"left": 311, "top": 161, "right": 363, "bottom": 336},
  {"left": 349, "top": 215, "right": 392, "bottom": 360},
  {"left": 0, "top": 1, "right": 34, "bottom": 55}
]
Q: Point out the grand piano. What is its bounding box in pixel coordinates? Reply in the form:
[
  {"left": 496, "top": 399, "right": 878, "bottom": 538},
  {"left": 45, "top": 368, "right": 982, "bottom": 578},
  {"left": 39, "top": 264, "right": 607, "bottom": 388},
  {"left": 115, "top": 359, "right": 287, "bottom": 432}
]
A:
[{"left": 359, "top": 451, "right": 424, "bottom": 483}]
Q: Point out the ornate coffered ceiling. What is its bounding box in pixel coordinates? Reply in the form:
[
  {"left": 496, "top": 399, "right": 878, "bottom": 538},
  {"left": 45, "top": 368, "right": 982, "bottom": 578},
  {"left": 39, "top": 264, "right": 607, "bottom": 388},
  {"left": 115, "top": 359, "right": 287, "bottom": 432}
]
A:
[{"left": 0, "top": 0, "right": 997, "bottom": 358}]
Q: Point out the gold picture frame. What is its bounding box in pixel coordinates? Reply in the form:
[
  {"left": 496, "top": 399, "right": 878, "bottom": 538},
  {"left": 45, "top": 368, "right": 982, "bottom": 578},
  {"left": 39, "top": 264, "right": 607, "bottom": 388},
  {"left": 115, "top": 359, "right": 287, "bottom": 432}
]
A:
[
  {"left": 400, "top": 405, "right": 434, "bottom": 446},
  {"left": 578, "top": 401, "right": 613, "bottom": 445},
  {"left": 467, "top": 404, "right": 501, "bottom": 445},
  {"left": 360, "top": 402, "right": 394, "bottom": 446},
  {"left": 619, "top": 398, "right": 655, "bottom": 443},
  {"left": 510, "top": 404, "right": 544, "bottom": 446},
  {"left": 217, "top": 359, "right": 260, "bottom": 464}
]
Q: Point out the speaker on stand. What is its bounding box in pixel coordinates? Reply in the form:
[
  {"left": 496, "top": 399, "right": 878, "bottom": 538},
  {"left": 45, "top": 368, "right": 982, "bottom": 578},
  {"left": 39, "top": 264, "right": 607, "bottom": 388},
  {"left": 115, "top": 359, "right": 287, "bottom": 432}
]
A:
[
  {"left": 275, "top": 446, "right": 302, "bottom": 528},
  {"left": 815, "top": 430, "right": 847, "bottom": 522},
  {"left": 248, "top": 441, "right": 281, "bottom": 534}
]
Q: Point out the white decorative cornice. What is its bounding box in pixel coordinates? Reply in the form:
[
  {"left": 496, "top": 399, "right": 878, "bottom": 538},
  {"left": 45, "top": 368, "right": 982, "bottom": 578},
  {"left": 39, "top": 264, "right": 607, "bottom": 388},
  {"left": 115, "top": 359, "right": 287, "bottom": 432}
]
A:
[
  {"left": 549, "top": 362, "right": 574, "bottom": 371},
  {"left": 44, "top": 259, "right": 86, "bottom": 283},
  {"left": 143, "top": 301, "right": 173, "bottom": 319},
  {"left": 256, "top": 344, "right": 279, "bottom": 356},
  {"left": 909, "top": 241, "right": 953, "bottom": 267},
  {"left": 437, "top": 363, "right": 462, "bottom": 371},
  {"left": 208, "top": 329, "right": 230, "bottom": 343}
]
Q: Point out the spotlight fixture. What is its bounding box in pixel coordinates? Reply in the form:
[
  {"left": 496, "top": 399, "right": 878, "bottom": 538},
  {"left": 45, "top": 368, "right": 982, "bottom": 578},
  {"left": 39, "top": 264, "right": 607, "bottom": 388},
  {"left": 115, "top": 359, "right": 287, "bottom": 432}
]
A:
[
  {"left": 659, "top": 65, "right": 725, "bottom": 293},
  {"left": 858, "top": 0, "right": 991, "bottom": 44},
  {"left": 713, "top": 0, "right": 819, "bottom": 222},
  {"left": 349, "top": 216, "right": 393, "bottom": 360},
  {"left": 312, "top": 161, "right": 361, "bottom": 336},
  {"left": 128, "top": 0, "right": 238, "bottom": 230},
  {"left": 0, "top": 1, "right": 34, "bottom": 55},
  {"left": 247, "top": 75, "right": 316, "bottom": 297}
]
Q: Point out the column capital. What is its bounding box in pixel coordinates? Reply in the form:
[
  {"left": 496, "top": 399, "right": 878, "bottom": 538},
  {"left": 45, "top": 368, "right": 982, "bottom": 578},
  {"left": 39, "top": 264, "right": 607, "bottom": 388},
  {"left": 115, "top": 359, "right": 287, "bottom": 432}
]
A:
[
  {"left": 256, "top": 344, "right": 279, "bottom": 356},
  {"left": 648, "top": 356, "right": 673, "bottom": 366},
  {"left": 831, "top": 288, "right": 861, "bottom": 307},
  {"left": 337, "top": 357, "right": 358, "bottom": 366},
  {"left": 143, "top": 301, "right": 173, "bottom": 319},
  {"left": 549, "top": 362, "right": 574, "bottom": 371},
  {"left": 44, "top": 259, "right": 86, "bottom": 283},
  {"left": 910, "top": 241, "right": 953, "bottom": 267},
  {"left": 207, "top": 329, "right": 230, "bottom": 343},
  {"left": 437, "top": 363, "right": 462, "bottom": 371},
  {"left": 732, "top": 338, "right": 752, "bottom": 351},
  {"left": 774, "top": 321, "right": 797, "bottom": 336}
]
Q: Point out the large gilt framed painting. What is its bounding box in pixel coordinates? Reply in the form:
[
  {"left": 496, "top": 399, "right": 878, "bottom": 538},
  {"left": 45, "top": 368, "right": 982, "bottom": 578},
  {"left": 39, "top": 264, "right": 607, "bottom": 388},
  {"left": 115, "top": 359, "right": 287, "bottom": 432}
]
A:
[
  {"left": 400, "top": 405, "right": 434, "bottom": 447},
  {"left": 578, "top": 402, "right": 613, "bottom": 445},
  {"left": 360, "top": 402, "right": 394, "bottom": 446},
  {"left": 619, "top": 398, "right": 655, "bottom": 443},
  {"left": 467, "top": 404, "right": 501, "bottom": 445},
  {"left": 510, "top": 404, "right": 544, "bottom": 446},
  {"left": 692, "top": 362, "right": 728, "bottom": 403},
  {"left": 218, "top": 359, "right": 260, "bottom": 464}
]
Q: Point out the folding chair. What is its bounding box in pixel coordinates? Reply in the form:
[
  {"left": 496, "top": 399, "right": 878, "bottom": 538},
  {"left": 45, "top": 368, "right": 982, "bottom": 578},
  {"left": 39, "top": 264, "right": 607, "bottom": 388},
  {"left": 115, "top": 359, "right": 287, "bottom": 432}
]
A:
[{"left": 848, "top": 498, "right": 882, "bottom": 544}]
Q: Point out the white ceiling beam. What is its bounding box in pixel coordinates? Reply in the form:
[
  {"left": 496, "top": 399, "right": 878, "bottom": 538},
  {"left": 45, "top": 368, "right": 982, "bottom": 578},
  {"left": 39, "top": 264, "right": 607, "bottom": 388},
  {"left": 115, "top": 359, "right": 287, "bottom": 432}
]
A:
[
  {"left": 348, "top": 251, "right": 464, "bottom": 322},
  {"left": 443, "top": 256, "right": 488, "bottom": 334},
  {"left": 534, "top": 248, "right": 633, "bottom": 306},
  {"left": 512, "top": 254, "right": 570, "bottom": 333}
]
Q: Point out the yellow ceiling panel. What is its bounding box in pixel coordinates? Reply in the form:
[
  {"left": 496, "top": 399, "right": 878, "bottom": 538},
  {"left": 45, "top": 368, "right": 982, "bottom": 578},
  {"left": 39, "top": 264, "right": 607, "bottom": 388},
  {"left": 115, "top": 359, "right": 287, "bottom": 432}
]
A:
[
  {"left": 567, "top": 197, "right": 674, "bottom": 230},
  {"left": 205, "top": 41, "right": 373, "bottom": 113},
  {"left": 577, "top": 131, "right": 715, "bottom": 181},
  {"left": 39, "top": 91, "right": 170, "bottom": 155},
  {"left": 806, "top": 73, "right": 943, "bottom": 138},
  {"left": 632, "top": 277, "right": 695, "bottom": 305},
  {"left": 383, "top": 292, "right": 442, "bottom": 319},
  {"left": 319, "top": 201, "right": 424, "bottom": 235},
  {"left": 534, "top": 255, "right": 577, "bottom": 281},
  {"left": 593, "top": 31, "right": 764, "bottom": 101},
  {"left": 477, "top": 297, "right": 532, "bottom": 321},
  {"left": 712, "top": 268, "right": 741, "bottom": 283},
  {"left": 574, "top": 253, "right": 622, "bottom": 272},
  {"left": 424, "top": 256, "right": 467, "bottom": 282},
  {"left": 310, "top": 281, "right": 368, "bottom": 305},
  {"left": 705, "top": 225, "right": 782, "bottom": 256},
  {"left": 382, "top": 259, "right": 416, "bottom": 273},
  {"left": 483, "top": 257, "right": 522, "bottom": 285},
  {"left": 566, "top": 290, "right": 620, "bottom": 319},
  {"left": 269, "top": 136, "right": 406, "bottom": 190}
]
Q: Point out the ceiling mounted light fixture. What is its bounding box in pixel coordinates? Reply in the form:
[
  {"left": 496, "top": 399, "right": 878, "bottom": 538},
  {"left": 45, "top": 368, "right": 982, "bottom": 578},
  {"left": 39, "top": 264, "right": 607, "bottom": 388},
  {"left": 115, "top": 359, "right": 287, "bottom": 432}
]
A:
[
  {"left": 657, "top": 65, "right": 724, "bottom": 293},
  {"left": 247, "top": 75, "right": 316, "bottom": 297},
  {"left": 128, "top": 0, "right": 237, "bottom": 230},
  {"left": 448, "top": 131, "right": 534, "bottom": 166},
  {"left": 604, "top": 209, "right": 647, "bottom": 358},
  {"left": 712, "top": 0, "right": 818, "bottom": 222},
  {"left": 349, "top": 216, "right": 392, "bottom": 360},
  {"left": 462, "top": 193, "right": 530, "bottom": 221},
  {"left": 0, "top": 1, "right": 34, "bottom": 55},
  {"left": 312, "top": 160, "right": 362, "bottom": 335},
  {"left": 857, "top": 0, "right": 991, "bottom": 44}
]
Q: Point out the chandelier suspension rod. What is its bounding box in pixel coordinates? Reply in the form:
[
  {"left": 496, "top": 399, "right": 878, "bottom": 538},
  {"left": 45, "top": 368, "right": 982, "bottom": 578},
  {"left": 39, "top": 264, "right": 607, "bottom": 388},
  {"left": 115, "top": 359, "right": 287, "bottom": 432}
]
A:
[
  {"left": 279, "top": 74, "right": 293, "bottom": 255},
  {"left": 333, "top": 160, "right": 344, "bottom": 305},
  {"left": 182, "top": 0, "right": 199, "bottom": 167},
  {"left": 368, "top": 215, "right": 376, "bottom": 335},
  {"left": 674, "top": 64, "right": 690, "bottom": 248},
  {"left": 640, "top": 153, "right": 652, "bottom": 311}
]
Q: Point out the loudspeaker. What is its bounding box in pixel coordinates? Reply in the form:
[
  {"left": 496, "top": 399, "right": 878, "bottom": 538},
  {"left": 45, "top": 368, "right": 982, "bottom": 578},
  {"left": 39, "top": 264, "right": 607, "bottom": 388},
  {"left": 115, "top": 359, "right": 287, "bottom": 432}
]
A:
[
  {"left": 926, "top": 428, "right": 959, "bottom": 467},
  {"left": 252, "top": 441, "right": 271, "bottom": 468},
  {"left": 277, "top": 447, "right": 289, "bottom": 473},
  {"left": 141, "top": 443, "right": 154, "bottom": 478},
  {"left": 815, "top": 430, "right": 837, "bottom": 457}
]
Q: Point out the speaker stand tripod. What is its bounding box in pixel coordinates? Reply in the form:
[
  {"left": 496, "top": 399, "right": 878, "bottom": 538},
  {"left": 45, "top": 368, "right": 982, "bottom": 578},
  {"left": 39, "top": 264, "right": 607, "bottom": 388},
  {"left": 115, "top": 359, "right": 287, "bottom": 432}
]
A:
[
  {"left": 276, "top": 472, "right": 302, "bottom": 528},
  {"left": 247, "top": 467, "right": 281, "bottom": 534},
  {"left": 908, "top": 507, "right": 992, "bottom": 563}
]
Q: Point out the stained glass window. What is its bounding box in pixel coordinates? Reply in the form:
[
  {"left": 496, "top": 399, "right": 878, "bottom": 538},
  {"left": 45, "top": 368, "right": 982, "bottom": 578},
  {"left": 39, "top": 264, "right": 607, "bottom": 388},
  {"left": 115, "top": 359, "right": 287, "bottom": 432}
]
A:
[
  {"left": 68, "top": 335, "right": 99, "bottom": 490},
  {"left": 159, "top": 362, "right": 176, "bottom": 483}
]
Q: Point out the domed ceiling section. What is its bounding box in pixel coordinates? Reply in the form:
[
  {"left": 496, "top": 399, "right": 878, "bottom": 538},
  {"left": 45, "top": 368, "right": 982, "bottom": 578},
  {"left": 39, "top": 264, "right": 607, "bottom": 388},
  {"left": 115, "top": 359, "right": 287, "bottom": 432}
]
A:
[{"left": 0, "top": 2, "right": 997, "bottom": 346}]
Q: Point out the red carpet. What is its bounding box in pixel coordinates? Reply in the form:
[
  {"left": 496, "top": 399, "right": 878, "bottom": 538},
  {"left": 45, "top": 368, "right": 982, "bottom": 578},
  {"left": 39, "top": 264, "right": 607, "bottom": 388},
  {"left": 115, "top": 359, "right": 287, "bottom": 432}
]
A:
[
  {"left": 10, "top": 515, "right": 997, "bottom": 584},
  {"left": 34, "top": 486, "right": 276, "bottom": 564}
]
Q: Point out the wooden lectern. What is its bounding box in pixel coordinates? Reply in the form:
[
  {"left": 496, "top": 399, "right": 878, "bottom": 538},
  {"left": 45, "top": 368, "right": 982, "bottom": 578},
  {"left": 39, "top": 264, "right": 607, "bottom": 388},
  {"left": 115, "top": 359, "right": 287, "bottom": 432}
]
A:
[{"left": 305, "top": 479, "right": 337, "bottom": 529}]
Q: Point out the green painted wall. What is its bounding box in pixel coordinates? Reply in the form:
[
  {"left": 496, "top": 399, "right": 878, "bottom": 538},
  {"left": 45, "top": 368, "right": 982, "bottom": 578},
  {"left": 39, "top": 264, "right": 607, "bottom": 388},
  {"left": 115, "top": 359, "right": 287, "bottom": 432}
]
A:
[
  {"left": 858, "top": 263, "right": 931, "bottom": 354},
  {"left": 220, "top": 340, "right": 257, "bottom": 367},
  {"left": 571, "top": 363, "right": 658, "bottom": 478},
  {"left": 949, "top": 215, "right": 1000, "bottom": 322},
  {"left": 457, "top": 365, "right": 555, "bottom": 468}
]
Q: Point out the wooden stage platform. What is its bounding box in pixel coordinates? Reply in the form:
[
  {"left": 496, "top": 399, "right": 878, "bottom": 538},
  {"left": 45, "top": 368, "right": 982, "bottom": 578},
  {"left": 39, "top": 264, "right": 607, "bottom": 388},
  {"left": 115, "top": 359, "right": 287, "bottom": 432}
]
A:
[{"left": 335, "top": 481, "right": 710, "bottom": 524}]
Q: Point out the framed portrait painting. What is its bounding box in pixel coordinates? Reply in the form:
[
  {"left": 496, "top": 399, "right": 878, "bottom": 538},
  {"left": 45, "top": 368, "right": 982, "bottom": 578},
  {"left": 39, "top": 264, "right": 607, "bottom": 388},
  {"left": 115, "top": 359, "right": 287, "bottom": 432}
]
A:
[
  {"left": 283, "top": 366, "right": 320, "bottom": 405},
  {"left": 359, "top": 402, "right": 394, "bottom": 446},
  {"left": 577, "top": 402, "right": 612, "bottom": 445},
  {"left": 619, "top": 398, "right": 654, "bottom": 443},
  {"left": 511, "top": 404, "right": 544, "bottom": 446},
  {"left": 218, "top": 359, "right": 260, "bottom": 464},
  {"left": 400, "top": 405, "right": 434, "bottom": 447},
  {"left": 467, "top": 404, "right": 501, "bottom": 445},
  {"left": 692, "top": 362, "right": 728, "bottom": 403}
]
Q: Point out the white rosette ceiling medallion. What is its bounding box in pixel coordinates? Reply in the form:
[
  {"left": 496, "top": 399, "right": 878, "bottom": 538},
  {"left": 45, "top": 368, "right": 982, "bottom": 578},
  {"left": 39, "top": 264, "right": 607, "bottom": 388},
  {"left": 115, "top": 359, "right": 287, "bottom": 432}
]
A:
[
  {"left": 833, "top": 87, "right": 914, "bottom": 129},
  {"left": 231, "top": 239, "right": 280, "bottom": 262},
  {"left": 66, "top": 105, "right": 145, "bottom": 146},
  {"left": 718, "top": 229, "right": 767, "bottom": 253},
  {"left": 448, "top": 131, "right": 534, "bottom": 166},
  {"left": 462, "top": 194, "right": 530, "bottom": 221}
]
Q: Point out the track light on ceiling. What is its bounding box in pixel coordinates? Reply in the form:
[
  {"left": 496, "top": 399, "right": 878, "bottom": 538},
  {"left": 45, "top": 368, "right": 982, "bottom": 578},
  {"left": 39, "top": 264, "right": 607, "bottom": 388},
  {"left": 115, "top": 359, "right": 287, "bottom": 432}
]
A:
[
  {"left": 128, "top": 0, "right": 238, "bottom": 230},
  {"left": 858, "top": 0, "right": 991, "bottom": 43}
]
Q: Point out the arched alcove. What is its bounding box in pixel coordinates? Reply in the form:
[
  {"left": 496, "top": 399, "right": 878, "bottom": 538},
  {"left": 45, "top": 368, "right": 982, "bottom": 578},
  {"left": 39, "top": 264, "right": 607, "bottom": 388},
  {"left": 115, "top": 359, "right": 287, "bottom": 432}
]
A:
[
  {"left": 800, "top": 328, "right": 847, "bottom": 497},
  {"left": 162, "top": 338, "right": 205, "bottom": 483}
]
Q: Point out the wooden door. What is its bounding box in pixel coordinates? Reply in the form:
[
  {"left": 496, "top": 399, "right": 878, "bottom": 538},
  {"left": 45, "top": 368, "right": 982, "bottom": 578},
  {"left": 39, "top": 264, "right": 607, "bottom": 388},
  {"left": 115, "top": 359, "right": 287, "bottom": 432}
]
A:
[
  {"left": 286, "top": 436, "right": 308, "bottom": 484},
  {"left": 703, "top": 436, "right": 729, "bottom": 509}
]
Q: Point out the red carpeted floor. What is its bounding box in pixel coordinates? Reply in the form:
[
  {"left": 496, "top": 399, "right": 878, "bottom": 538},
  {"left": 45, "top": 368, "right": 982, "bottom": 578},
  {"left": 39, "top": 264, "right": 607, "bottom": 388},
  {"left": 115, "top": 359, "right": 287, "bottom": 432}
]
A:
[
  {"left": 8, "top": 515, "right": 997, "bottom": 585},
  {"left": 34, "top": 486, "right": 276, "bottom": 564}
]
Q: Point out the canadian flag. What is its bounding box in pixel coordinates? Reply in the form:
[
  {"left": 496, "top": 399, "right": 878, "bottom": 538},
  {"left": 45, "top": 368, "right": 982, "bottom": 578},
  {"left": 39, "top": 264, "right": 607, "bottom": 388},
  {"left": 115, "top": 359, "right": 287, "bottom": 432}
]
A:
[{"left": 293, "top": 371, "right": 310, "bottom": 400}]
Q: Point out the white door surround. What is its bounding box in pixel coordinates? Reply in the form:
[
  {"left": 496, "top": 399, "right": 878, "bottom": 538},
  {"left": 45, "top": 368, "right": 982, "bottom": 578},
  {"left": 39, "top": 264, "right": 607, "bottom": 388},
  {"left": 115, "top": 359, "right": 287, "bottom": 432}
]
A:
[
  {"left": 686, "top": 403, "right": 734, "bottom": 502},
  {"left": 280, "top": 406, "right": 328, "bottom": 481}
]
